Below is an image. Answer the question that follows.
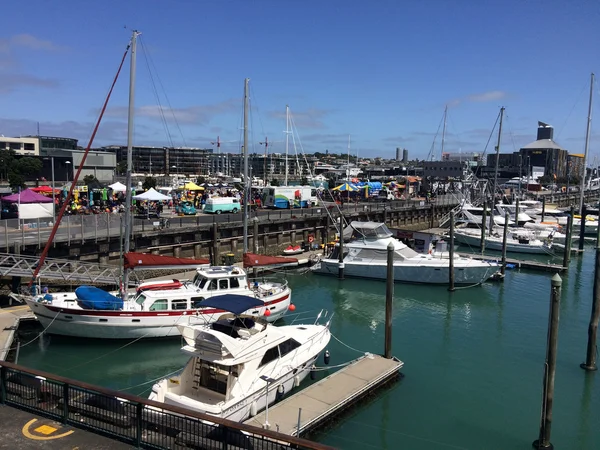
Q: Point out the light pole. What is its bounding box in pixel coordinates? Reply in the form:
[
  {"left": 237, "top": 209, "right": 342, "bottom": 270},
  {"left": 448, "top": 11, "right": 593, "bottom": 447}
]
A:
[
  {"left": 44, "top": 157, "right": 56, "bottom": 224},
  {"left": 259, "top": 375, "right": 275, "bottom": 429},
  {"left": 65, "top": 161, "right": 71, "bottom": 183}
]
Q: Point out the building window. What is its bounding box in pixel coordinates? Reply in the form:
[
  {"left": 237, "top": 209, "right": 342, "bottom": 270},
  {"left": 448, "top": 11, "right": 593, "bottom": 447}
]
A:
[
  {"left": 9, "top": 143, "right": 21, "bottom": 151},
  {"left": 24, "top": 143, "right": 35, "bottom": 151}
]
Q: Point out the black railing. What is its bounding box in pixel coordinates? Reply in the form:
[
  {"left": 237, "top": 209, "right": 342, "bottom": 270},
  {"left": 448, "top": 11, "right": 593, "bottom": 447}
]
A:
[{"left": 0, "top": 360, "right": 335, "bottom": 450}]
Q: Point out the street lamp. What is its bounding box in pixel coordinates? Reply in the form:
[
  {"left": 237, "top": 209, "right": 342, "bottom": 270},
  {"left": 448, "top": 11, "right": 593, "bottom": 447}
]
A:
[
  {"left": 65, "top": 161, "right": 71, "bottom": 183},
  {"left": 43, "top": 157, "right": 56, "bottom": 224},
  {"left": 259, "top": 375, "right": 276, "bottom": 430}
]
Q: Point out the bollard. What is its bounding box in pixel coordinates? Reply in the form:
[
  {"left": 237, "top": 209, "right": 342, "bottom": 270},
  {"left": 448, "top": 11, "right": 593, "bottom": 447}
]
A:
[
  {"left": 501, "top": 211, "right": 509, "bottom": 277},
  {"left": 448, "top": 211, "right": 455, "bottom": 291},
  {"left": 385, "top": 241, "right": 394, "bottom": 358},
  {"left": 532, "top": 274, "right": 562, "bottom": 450},
  {"left": 581, "top": 211, "right": 600, "bottom": 371}
]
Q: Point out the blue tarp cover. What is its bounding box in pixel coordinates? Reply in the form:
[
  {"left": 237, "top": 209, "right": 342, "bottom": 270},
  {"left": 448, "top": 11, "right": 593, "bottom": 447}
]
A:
[
  {"left": 200, "top": 294, "right": 264, "bottom": 315},
  {"left": 75, "top": 286, "right": 124, "bottom": 310}
]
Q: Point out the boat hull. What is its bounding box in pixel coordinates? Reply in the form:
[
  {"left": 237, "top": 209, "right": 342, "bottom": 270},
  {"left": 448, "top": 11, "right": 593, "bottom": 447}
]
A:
[{"left": 454, "top": 231, "right": 552, "bottom": 255}]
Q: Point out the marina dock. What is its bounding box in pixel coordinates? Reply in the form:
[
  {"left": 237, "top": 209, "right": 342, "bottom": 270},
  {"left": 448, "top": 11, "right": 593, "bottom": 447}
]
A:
[
  {"left": 457, "top": 252, "right": 566, "bottom": 272},
  {"left": 244, "top": 353, "right": 403, "bottom": 436},
  {"left": 0, "top": 304, "right": 35, "bottom": 361}
]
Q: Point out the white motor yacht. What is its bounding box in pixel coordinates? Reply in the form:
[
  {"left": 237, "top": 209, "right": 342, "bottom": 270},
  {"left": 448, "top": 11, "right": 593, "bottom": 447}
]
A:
[
  {"left": 149, "top": 295, "right": 331, "bottom": 422},
  {"left": 312, "top": 222, "right": 498, "bottom": 285},
  {"left": 24, "top": 266, "right": 291, "bottom": 339},
  {"left": 454, "top": 227, "right": 553, "bottom": 254}
]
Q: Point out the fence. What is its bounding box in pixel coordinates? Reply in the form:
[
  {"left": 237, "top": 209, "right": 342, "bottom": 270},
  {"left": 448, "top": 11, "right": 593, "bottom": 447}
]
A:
[{"left": 0, "top": 360, "right": 335, "bottom": 450}]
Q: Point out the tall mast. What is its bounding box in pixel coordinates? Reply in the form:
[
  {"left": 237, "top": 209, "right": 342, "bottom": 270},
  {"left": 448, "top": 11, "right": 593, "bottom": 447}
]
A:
[
  {"left": 122, "top": 30, "right": 138, "bottom": 297},
  {"left": 579, "top": 72, "right": 595, "bottom": 215},
  {"left": 262, "top": 136, "right": 268, "bottom": 186},
  {"left": 285, "top": 105, "right": 289, "bottom": 185},
  {"left": 242, "top": 78, "right": 250, "bottom": 254},
  {"left": 441, "top": 105, "right": 447, "bottom": 160},
  {"left": 490, "top": 106, "right": 505, "bottom": 233},
  {"left": 347, "top": 134, "right": 351, "bottom": 179}
]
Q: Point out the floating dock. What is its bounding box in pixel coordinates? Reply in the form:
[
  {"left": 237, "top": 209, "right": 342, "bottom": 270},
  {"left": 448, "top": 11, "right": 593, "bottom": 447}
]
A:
[
  {"left": 244, "top": 353, "right": 403, "bottom": 436},
  {"left": 0, "top": 304, "right": 35, "bottom": 361},
  {"left": 457, "top": 253, "right": 566, "bottom": 272}
]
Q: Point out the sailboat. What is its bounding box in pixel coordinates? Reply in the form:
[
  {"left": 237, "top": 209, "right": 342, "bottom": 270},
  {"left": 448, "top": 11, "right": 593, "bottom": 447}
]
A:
[{"left": 23, "top": 40, "right": 292, "bottom": 339}]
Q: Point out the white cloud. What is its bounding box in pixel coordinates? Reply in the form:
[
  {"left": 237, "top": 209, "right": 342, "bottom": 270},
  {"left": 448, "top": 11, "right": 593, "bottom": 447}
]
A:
[
  {"left": 447, "top": 90, "right": 508, "bottom": 107},
  {"left": 0, "top": 73, "right": 59, "bottom": 94},
  {"left": 0, "top": 34, "right": 65, "bottom": 53},
  {"left": 267, "top": 108, "right": 333, "bottom": 129}
]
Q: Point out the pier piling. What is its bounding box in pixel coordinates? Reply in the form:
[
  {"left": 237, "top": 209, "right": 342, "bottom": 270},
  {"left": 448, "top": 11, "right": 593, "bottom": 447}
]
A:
[
  {"left": 541, "top": 196, "right": 546, "bottom": 223},
  {"left": 338, "top": 215, "right": 344, "bottom": 279},
  {"left": 448, "top": 211, "right": 455, "bottom": 291},
  {"left": 578, "top": 204, "right": 587, "bottom": 252},
  {"left": 501, "top": 210, "right": 509, "bottom": 277},
  {"left": 516, "top": 198, "right": 520, "bottom": 224},
  {"left": 562, "top": 206, "right": 574, "bottom": 270},
  {"left": 581, "top": 212, "right": 600, "bottom": 371},
  {"left": 385, "top": 242, "right": 394, "bottom": 359},
  {"left": 533, "top": 273, "right": 562, "bottom": 450},
  {"left": 480, "top": 200, "right": 487, "bottom": 253}
]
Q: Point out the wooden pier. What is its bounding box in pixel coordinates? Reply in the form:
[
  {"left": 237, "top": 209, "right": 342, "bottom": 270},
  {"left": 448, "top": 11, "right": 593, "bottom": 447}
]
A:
[
  {"left": 457, "top": 252, "right": 566, "bottom": 272},
  {"left": 244, "top": 353, "right": 403, "bottom": 436},
  {"left": 0, "top": 304, "right": 35, "bottom": 361}
]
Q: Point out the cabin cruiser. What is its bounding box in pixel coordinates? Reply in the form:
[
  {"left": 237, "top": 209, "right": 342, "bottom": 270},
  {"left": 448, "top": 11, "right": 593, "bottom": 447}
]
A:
[
  {"left": 311, "top": 222, "right": 498, "bottom": 285},
  {"left": 149, "top": 295, "right": 331, "bottom": 422},
  {"left": 495, "top": 204, "right": 535, "bottom": 226},
  {"left": 24, "top": 266, "right": 291, "bottom": 339},
  {"left": 455, "top": 203, "right": 514, "bottom": 228},
  {"left": 453, "top": 227, "right": 554, "bottom": 254}
]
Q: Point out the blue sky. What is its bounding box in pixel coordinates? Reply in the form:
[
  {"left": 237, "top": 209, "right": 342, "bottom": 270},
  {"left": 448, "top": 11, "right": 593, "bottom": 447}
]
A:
[{"left": 1, "top": 0, "right": 599, "bottom": 161}]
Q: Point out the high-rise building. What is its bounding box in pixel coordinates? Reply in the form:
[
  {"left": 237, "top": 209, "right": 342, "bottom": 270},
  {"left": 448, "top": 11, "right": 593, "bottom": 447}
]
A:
[
  {"left": 395, "top": 147, "right": 401, "bottom": 161},
  {"left": 402, "top": 148, "right": 409, "bottom": 164}
]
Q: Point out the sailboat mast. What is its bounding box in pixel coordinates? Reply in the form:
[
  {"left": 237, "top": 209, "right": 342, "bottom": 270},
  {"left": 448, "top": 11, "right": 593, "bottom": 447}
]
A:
[
  {"left": 243, "top": 78, "right": 250, "bottom": 254},
  {"left": 489, "top": 106, "right": 505, "bottom": 233},
  {"left": 263, "top": 136, "right": 268, "bottom": 186},
  {"left": 347, "top": 135, "right": 351, "bottom": 179},
  {"left": 122, "top": 30, "right": 138, "bottom": 296},
  {"left": 441, "top": 105, "right": 447, "bottom": 161},
  {"left": 285, "top": 105, "right": 289, "bottom": 186},
  {"left": 579, "top": 72, "right": 595, "bottom": 215}
]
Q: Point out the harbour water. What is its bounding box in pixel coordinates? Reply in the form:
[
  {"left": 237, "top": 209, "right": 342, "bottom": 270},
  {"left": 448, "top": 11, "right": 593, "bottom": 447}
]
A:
[{"left": 17, "top": 249, "right": 600, "bottom": 450}]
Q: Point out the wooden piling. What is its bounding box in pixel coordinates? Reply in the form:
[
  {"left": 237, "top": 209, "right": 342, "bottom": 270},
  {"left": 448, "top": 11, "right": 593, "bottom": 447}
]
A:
[
  {"left": 533, "top": 274, "right": 562, "bottom": 450},
  {"left": 541, "top": 196, "right": 546, "bottom": 223},
  {"left": 515, "top": 197, "right": 520, "bottom": 225},
  {"left": 562, "top": 206, "right": 574, "bottom": 270},
  {"left": 480, "top": 200, "right": 487, "bottom": 253},
  {"left": 385, "top": 242, "right": 394, "bottom": 358},
  {"left": 212, "top": 219, "right": 219, "bottom": 266},
  {"left": 448, "top": 211, "right": 455, "bottom": 291},
  {"left": 501, "top": 210, "right": 509, "bottom": 277},
  {"left": 338, "top": 215, "right": 344, "bottom": 279},
  {"left": 581, "top": 213, "right": 600, "bottom": 371},
  {"left": 253, "top": 219, "right": 259, "bottom": 253},
  {"left": 578, "top": 204, "right": 586, "bottom": 251}
]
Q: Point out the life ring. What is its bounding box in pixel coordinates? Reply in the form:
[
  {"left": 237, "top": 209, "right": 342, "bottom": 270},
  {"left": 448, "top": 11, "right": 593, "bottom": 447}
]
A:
[{"left": 308, "top": 234, "right": 314, "bottom": 244}]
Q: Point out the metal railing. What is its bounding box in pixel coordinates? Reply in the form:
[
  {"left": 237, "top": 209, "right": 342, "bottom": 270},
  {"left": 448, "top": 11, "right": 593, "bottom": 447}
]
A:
[{"left": 0, "top": 360, "right": 335, "bottom": 450}]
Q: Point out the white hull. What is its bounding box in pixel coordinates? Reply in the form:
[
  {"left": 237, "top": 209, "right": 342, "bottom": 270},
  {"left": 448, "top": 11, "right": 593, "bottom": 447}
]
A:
[{"left": 454, "top": 231, "right": 552, "bottom": 255}]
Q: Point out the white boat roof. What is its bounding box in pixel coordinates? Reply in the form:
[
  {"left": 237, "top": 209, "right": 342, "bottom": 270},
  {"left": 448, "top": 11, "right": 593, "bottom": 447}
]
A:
[{"left": 195, "top": 266, "right": 247, "bottom": 279}]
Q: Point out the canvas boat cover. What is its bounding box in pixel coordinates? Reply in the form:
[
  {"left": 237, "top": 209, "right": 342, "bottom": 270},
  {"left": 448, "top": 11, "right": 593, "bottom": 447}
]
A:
[
  {"left": 124, "top": 252, "right": 209, "bottom": 270},
  {"left": 243, "top": 252, "right": 298, "bottom": 268},
  {"left": 75, "top": 286, "right": 123, "bottom": 310}
]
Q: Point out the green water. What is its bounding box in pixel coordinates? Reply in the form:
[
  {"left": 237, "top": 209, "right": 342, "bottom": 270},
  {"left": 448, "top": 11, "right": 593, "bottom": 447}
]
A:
[{"left": 18, "top": 253, "right": 600, "bottom": 450}]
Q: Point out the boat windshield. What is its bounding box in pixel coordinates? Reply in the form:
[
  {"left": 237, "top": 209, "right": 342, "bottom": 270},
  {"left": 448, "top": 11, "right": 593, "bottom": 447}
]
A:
[
  {"left": 192, "top": 273, "right": 209, "bottom": 289},
  {"left": 350, "top": 222, "right": 393, "bottom": 239},
  {"left": 134, "top": 293, "right": 146, "bottom": 306}
]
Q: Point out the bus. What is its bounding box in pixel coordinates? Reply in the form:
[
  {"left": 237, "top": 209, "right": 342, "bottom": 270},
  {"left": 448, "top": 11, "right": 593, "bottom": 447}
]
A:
[{"left": 262, "top": 186, "right": 317, "bottom": 209}]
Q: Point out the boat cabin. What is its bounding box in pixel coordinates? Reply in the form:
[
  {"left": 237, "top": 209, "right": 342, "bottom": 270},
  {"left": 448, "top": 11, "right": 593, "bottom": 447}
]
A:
[{"left": 191, "top": 266, "right": 249, "bottom": 292}]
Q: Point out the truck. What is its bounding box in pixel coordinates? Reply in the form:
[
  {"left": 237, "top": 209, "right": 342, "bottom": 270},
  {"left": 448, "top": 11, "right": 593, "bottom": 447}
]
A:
[{"left": 262, "top": 186, "right": 318, "bottom": 209}]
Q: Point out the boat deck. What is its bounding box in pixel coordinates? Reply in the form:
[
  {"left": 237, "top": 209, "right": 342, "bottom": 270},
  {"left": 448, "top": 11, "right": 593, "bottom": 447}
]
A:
[
  {"left": 0, "top": 304, "right": 36, "bottom": 361},
  {"left": 457, "top": 252, "right": 566, "bottom": 272},
  {"left": 244, "top": 353, "right": 403, "bottom": 436}
]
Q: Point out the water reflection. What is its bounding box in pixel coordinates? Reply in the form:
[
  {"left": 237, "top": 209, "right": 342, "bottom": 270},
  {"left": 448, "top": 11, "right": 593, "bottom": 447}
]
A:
[{"left": 577, "top": 372, "right": 595, "bottom": 449}]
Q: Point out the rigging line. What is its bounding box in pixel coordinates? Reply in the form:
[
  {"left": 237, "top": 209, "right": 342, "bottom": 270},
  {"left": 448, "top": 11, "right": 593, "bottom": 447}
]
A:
[
  {"left": 288, "top": 113, "right": 315, "bottom": 180},
  {"left": 119, "top": 368, "right": 182, "bottom": 391},
  {"left": 29, "top": 40, "right": 131, "bottom": 287},
  {"left": 139, "top": 38, "right": 174, "bottom": 148},
  {"left": 480, "top": 110, "right": 500, "bottom": 161},
  {"left": 556, "top": 79, "right": 588, "bottom": 140},
  {"left": 330, "top": 332, "right": 369, "bottom": 354},
  {"left": 249, "top": 83, "right": 267, "bottom": 140},
  {"left": 139, "top": 36, "right": 188, "bottom": 148},
  {"left": 427, "top": 112, "right": 445, "bottom": 161},
  {"left": 0, "top": 310, "right": 61, "bottom": 353}
]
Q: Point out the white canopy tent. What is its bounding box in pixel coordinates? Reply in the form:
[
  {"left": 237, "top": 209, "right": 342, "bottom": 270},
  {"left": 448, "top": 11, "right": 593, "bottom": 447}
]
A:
[
  {"left": 132, "top": 188, "right": 171, "bottom": 201},
  {"left": 108, "top": 181, "right": 127, "bottom": 192}
]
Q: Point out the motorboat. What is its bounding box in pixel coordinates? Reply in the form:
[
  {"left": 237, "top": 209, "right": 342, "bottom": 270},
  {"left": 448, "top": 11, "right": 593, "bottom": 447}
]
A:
[
  {"left": 495, "top": 204, "right": 534, "bottom": 227},
  {"left": 282, "top": 244, "right": 304, "bottom": 256},
  {"left": 149, "top": 295, "right": 331, "bottom": 422},
  {"left": 23, "top": 265, "right": 292, "bottom": 339},
  {"left": 311, "top": 222, "right": 498, "bottom": 285},
  {"left": 455, "top": 203, "right": 514, "bottom": 228},
  {"left": 453, "top": 227, "right": 553, "bottom": 254}
]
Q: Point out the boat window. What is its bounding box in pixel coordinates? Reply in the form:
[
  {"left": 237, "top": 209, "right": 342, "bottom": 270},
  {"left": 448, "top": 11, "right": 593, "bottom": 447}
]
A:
[
  {"left": 259, "top": 346, "right": 280, "bottom": 367},
  {"left": 207, "top": 279, "right": 217, "bottom": 291},
  {"left": 149, "top": 300, "right": 168, "bottom": 311},
  {"left": 171, "top": 299, "right": 188, "bottom": 310},
  {"left": 135, "top": 294, "right": 146, "bottom": 306},
  {"left": 278, "top": 339, "right": 301, "bottom": 357},
  {"left": 230, "top": 278, "right": 240, "bottom": 288},
  {"left": 191, "top": 297, "right": 205, "bottom": 308},
  {"left": 219, "top": 279, "right": 229, "bottom": 290}
]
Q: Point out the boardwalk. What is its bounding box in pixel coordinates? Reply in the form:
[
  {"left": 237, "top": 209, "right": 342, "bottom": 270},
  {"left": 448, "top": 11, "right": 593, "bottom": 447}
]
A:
[
  {"left": 244, "top": 354, "right": 403, "bottom": 436},
  {"left": 0, "top": 305, "right": 35, "bottom": 361}
]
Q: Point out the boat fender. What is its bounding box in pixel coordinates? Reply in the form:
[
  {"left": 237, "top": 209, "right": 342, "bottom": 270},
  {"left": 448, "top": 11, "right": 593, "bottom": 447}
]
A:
[
  {"left": 324, "top": 350, "right": 330, "bottom": 365},
  {"left": 250, "top": 401, "right": 257, "bottom": 417},
  {"left": 310, "top": 365, "right": 317, "bottom": 380},
  {"left": 308, "top": 234, "right": 314, "bottom": 244},
  {"left": 276, "top": 384, "right": 285, "bottom": 402},
  {"left": 293, "top": 375, "right": 301, "bottom": 388}
]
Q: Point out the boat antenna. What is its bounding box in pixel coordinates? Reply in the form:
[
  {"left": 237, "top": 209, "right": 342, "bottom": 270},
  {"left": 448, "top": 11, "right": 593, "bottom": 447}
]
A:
[{"left": 243, "top": 78, "right": 250, "bottom": 254}]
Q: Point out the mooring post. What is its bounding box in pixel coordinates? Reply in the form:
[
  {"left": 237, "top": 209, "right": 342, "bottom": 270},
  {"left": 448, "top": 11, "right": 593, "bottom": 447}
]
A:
[
  {"left": 212, "top": 219, "right": 219, "bottom": 266},
  {"left": 515, "top": 197, "right": 520, "bottom": 225},
  {"left": 480, "top": 200, "right": 487, "bottom": 253},
  {"left": 541, "top": 196, "right": 546, "bottom": 223},
  {"left": 385, "top": 241, "right": 394, "bottom": 358},
  {"left": 562, "top": 206, "right": 574, "bottom": 270},
  {"left": 533, "top": 274, "right": 562, "bottom": 450},
  {"left": 581, "top": 213, "right": 600, "bottom": 371},
  {"left": 448, "top": 211, "right": 455, "bottom": 292},
  {"left": 501, "top": 210, "right": 509, "bottom": 277},
  {"left": 253, "top": 218, "right": 259, "bottom": 253},
  {"left": 338, "top": 216, "right": 344, "bottom": 279},
  {"left": 578, "top": 204, "right": 587, "bottom": 252}
]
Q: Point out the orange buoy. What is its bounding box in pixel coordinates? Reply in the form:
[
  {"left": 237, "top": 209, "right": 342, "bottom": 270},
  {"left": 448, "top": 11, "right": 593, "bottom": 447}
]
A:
[
  {"left": 264, "top": 309, "right": 272, "bottom": 317},
  {"left": 289, "top": 304, "right": 296, "bottom": 312}
]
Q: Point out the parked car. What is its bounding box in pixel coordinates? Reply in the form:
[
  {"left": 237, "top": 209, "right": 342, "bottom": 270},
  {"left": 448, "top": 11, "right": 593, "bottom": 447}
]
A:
[{"left": 175, "top": 201, "right": 197, "bottom": 215}]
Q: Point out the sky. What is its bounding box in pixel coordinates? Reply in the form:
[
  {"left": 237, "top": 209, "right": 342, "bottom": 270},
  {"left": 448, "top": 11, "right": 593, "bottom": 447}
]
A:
[{"left": 1, "top": 0, "right": 600, "bottom": 161}]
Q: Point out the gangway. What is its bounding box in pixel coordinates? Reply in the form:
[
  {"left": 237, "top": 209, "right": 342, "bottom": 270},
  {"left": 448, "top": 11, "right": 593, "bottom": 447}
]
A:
[{"left": 0, "top": 253, "right": 134, "bottom": 287}]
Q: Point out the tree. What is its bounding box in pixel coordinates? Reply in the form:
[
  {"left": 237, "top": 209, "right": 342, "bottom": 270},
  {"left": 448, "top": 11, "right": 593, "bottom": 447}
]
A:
[
  {"left": 142, "top": 177, "right": 157, "bottom": 190},
  {"left": 196, "top": 176, "right": 206, "bottom": 185},
  {"left": 270, "top": 179, "right": 280, "bottom": 186},
  {"left": 8, "top": 172, "right": 26, "bottom": 191},
  {"left": 83, "top": 174, "right": 99, "bottom": 185},
  {"left": 116, "top": 161, "right": 127, "bottom": 176},
  {"left": 300, "top": 177, "right": 309, "bottom": 186},
  {"left": 14, "top": 157, "right": 42, "bottom": 178}
]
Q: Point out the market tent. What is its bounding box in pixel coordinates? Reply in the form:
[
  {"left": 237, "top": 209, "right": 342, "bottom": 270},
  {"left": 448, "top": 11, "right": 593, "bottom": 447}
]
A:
[
  {"left": 132, "top": 188, "right": 171, "bottom": 201},
  {"left": 180, "top": 182, "right": 204, "bottom": 191},
  {"left": 30, "top": 186, "right": 57, "bottom": 194},
  {"left": 1, "top": 189, "right": 53, "bottom": 219},
  {"left": 2, "top": 189, "right": 53, "bottom": 203},
  {"left": 332, "top": 182, "right": 359, "bottom": 192},
  {"left": 108, "top": 181, "right": 127, "bottom": 192}
]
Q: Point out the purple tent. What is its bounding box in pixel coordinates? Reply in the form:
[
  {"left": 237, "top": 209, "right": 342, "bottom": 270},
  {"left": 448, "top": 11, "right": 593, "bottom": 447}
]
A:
[{"left": 2, "top": 189, "right": 53, "bottom": 204}]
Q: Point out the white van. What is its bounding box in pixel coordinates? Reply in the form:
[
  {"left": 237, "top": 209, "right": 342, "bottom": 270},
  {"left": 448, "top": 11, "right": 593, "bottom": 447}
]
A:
[{"left": 203, "top": 197, "right": 240, "bottom": 214}]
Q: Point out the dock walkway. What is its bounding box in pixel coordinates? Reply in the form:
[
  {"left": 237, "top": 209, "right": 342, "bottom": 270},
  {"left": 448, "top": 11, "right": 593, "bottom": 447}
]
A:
[
  {"left": 0, "top": 305, "right": 36, "bottom": 361},
  {"left": 457, "top": 252, "right": 565, "bottom": 272},
  {"left": 244, "top": 353, "right": 403, "bottom": 436}
]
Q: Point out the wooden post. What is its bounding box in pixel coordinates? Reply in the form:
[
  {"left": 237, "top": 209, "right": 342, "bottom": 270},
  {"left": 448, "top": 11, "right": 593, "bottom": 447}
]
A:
[
  {"left": 541, "top": 196, "right": 546, "bottom": 223},
  {"left": 253, "top": 219, "right": 259, "bottom": 253},
  {"left": 480, "top": 200, "right": 487, "bottom": 253},
  {"left": 515, "top": 197, "right": 520, "bottom": 225},
  {"left": 501, "top": 210, "right": 509, "bottom": 277},
  {"left": 338, "top": 216, "right": 344, "bottom": 279},
  {"left": 212, "top": 219, "right": 219, "bottom": 266},
  {"left": 578, "top": 204, "right": 586, "bottom": 251},
  {"left": 385, "top": 241, "right": 394, "bottom": 358},
  {"left": 448, "top": 211, "right": 455, "bottom": 291},
  {"left": 581, "top": 214, "right": 600, "bottom": 371},
  {"left": 533, "top": 274, "right": 562, "bottom": 450},
  {"left": 562, "top": 206, "right": 574, "bottom": 270}
]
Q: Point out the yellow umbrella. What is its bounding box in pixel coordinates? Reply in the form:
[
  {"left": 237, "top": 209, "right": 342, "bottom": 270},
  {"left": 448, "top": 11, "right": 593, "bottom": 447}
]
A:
[
  {"left": 180, "top": 182, "right": 204, "bottom": 191},
  {"left": 332, "top": 182, "right": 359, "bottom": 192}
]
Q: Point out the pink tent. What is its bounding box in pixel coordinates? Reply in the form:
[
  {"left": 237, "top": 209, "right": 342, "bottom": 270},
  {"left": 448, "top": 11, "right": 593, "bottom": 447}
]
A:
[{"left": 2, "top": 189, "right": 53, "bottom": 203}]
